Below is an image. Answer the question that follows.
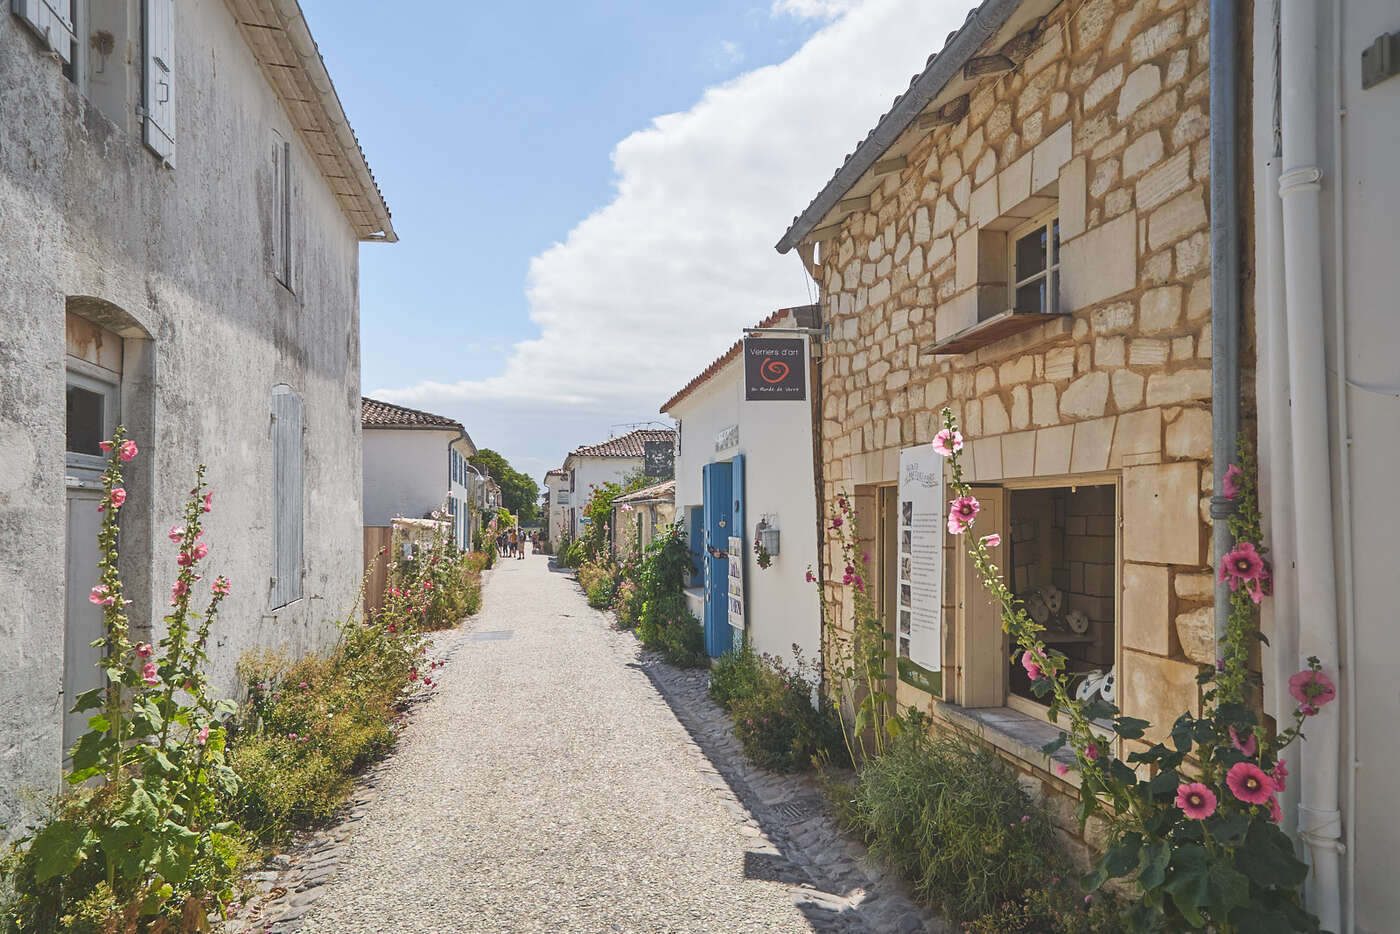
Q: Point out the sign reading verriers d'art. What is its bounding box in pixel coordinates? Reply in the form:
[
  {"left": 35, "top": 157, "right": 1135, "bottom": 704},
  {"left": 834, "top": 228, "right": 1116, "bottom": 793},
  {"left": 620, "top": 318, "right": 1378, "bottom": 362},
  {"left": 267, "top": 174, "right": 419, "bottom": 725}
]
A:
[{"left": 743, "top": 338, "right": 806, "bottom": 401}]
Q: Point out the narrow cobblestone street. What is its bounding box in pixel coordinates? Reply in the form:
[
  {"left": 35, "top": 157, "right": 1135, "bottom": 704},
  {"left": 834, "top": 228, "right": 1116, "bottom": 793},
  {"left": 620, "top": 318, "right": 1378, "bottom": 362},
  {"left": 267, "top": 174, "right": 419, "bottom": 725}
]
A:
[{"left": 264, "top": 555, "right": 932, "bottom": 934}]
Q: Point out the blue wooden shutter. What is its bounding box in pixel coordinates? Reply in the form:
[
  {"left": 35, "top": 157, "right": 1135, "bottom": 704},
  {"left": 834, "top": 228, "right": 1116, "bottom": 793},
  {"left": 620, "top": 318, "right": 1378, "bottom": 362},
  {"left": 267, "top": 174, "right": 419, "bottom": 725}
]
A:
[
  {"left": 271, "top": 387, "right": 303, "bottom": 608},
  {"left": 142, "top": 0, "right": 175, "bottom": 162},
  {"left": 11, "top": 0, "right": 75, "bottom": 62}
]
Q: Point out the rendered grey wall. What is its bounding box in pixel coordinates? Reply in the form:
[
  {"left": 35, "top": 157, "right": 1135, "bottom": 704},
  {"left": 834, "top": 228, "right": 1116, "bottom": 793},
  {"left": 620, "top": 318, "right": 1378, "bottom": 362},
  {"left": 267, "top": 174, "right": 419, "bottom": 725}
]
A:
[{"left": 0, "top": 0, "right": 366, "bottom": 832}]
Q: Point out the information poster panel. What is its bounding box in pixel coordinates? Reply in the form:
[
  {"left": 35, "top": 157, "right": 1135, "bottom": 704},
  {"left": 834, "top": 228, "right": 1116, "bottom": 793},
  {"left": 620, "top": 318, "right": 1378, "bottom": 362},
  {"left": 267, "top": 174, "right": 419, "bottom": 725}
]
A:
[
  {"left": 897, "top": 445, "right": 943, "bottom": 695},
  {"left": 727, "top": 535, "right": 745, "bottom": 631}
]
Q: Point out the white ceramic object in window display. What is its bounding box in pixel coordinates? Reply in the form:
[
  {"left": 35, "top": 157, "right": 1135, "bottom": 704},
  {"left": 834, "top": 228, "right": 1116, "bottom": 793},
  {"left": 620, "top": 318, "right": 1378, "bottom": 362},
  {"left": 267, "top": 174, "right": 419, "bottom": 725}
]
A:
[{"left": 1066, "top": 609, "right": 1090, "bottom": 634}]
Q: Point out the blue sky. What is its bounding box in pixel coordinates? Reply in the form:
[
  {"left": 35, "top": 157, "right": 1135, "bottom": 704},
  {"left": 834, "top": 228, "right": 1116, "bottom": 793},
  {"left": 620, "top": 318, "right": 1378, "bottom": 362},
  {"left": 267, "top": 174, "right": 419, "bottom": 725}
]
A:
[{"left": 302, "top": 0, "right": 968, "bottom": 481}]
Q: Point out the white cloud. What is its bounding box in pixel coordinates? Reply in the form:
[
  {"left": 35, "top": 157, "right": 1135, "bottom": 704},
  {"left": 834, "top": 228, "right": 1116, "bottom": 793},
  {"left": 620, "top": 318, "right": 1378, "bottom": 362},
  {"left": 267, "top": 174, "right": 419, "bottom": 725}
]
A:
[
  {"left": 770, "top": 0, "right": 864, "bottom": 20},
  {"left": 376, "top": 0, "right": 968, "bottom": 470},
  {"left": 715, "top": 39, "right": 745, "bottom": 67}
]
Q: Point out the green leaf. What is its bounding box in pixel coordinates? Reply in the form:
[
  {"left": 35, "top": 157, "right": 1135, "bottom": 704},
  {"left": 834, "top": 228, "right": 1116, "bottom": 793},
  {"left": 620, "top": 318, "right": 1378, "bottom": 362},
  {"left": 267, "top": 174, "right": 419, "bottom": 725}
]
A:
[
  {"left": 1236, "top": 820, "right": 1309, "bottom": 889},
  {"left": 29, "top": 819, "right": 88, "bottom": 883},
  {"left": 1171, "top": 713, "right": 1195, "bottom": 754},
  {"left": 1081, "top": 864, "right": 1109, "bottom": 893},
  {"left": 70, "top": 688, "right": 105, "bottom": 714},
  {"left": 1137, "top": 839, "right": 1171, "bottom": 890},
  {"left": 1041, "top": 733, "right": 1067, "bottom": 755},
  {"left": 1084, "top": 699, "right": 1119, "bottom": 721},
  {"left": 1110, "top": 758, "right": 1139, "bottom": 789},
  {"left": 1105, "top": 832, "right": 1142, "bottom": 877},
  {"left": 1147, "top": 768, "right": 1180, "bottom": 799},
  {"left": 1209, "top": 812, "right": 1251, "bottom": 845},
  {"left": 1164, "top": 843, "right": 1209, "bottom": 927},
  {"left": 1206, "top": 860, "right": 1251, "bottom": 919},
  {"left": 68, "top": 730, "right": 112, "bottom": 773},
  {"left": 1114, "top": 716, "right": 1150, "bottom": 739},
  {"left": 1230, "top": 904, "right": 1294, "bottom": 934}
]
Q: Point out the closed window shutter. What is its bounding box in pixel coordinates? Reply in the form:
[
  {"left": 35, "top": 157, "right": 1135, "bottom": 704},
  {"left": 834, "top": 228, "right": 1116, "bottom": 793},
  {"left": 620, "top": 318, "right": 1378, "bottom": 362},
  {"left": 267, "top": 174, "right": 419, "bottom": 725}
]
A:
[
  {"left": 11, "top": 0, "right": 75, "bottom": 62},
  {"left": 141, "top": 0, "right": 174, "bottom": 162},
  {"left": 271, "top": 388, "right": 303, "bottom": 608}
]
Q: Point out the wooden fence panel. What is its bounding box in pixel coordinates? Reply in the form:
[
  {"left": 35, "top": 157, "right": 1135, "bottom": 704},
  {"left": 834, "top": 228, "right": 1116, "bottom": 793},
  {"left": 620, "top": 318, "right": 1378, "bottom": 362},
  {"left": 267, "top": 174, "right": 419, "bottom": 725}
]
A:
[{"left": 363, "top": 526, "right": 393, "bottom": 617}]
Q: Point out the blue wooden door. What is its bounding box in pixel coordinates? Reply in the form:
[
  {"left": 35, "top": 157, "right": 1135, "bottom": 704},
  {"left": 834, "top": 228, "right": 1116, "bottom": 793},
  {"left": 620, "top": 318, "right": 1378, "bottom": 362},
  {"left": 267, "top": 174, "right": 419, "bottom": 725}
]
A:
[
  {"left": 730, "top": 453, "right": 746, "bottom": 647},
  {"left": 702, "top": 462, "right": 733, "bottom": 657}
]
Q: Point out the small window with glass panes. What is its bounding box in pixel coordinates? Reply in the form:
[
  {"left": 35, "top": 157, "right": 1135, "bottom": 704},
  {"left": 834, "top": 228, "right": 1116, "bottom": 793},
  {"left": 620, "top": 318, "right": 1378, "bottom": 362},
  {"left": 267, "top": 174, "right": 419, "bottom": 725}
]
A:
[{"left": 1010, "top": 212, "right": 1060, "bottom": 316}]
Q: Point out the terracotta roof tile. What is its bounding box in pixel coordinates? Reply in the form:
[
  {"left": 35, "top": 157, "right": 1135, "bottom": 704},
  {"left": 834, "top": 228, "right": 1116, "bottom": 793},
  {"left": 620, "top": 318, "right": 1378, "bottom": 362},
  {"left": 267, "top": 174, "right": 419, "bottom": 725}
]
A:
[
  {"left": 568, "top": 428, "right": 676, "bottom": 459},
  {"left": 616, "top": 479, "right": 676, "bottom": 503},
  {"left": 361, "top": 397, "right": 463, "bottom": 431}
]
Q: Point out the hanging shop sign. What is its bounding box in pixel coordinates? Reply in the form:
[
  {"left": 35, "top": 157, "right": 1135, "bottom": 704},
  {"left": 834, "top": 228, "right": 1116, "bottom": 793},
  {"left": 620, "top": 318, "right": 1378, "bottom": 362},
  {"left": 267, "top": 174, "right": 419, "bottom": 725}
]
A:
[
  {"left": 743, "top": 338, "right": 806, "bottom": 401},
  {"left": 727, "top": 535, "right": 745, "bottom": 630},
  {"left": 896, "top": 444, "right": 944, "bottom": 695}
]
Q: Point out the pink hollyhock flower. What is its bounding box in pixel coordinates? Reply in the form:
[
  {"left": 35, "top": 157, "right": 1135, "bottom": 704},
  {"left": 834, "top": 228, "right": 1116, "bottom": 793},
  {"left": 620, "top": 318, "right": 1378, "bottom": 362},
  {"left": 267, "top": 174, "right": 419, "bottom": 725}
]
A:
[
  {"left": 1272, "top": 759, "right": 1289, "bottom": 792},
  {"left": 1229, "top": 726, "right": 1258, "bottom": 758},
  {"left": 168, "top": 526, "right": 185, "bottom": 543},
  {"left": 1175, "top": 782, "right": 1218, "bottom": 819},
  {"left": 202, "top": 491, "right": 213, "bottom": 513},
  {"left": 980, "top": 532, "right": 1002, "bottom": 548},
  {"left": 831, "top": 516, "right": 844, "bottom": 529},
  {"left": 947, "top": 496, "right": 980, "bottom": 534},
  {"left": 1218, "top": 542, "right": 1266, "bottom": 591},
  {"left": 1222, "top": 464, "right": 1243, "bottom": 500},
  {"left": 136, "top": 643, "right": 153, "bottom": 658},
  {"left": 288, "top": 733, "right": 298, "bottom": 741},
  {"left": 212, "top": 577, "right": 230, "bottom": 595},
  {"left": 932, "top": 428, "right": 964, "bottom": 457},
  {"left": 141, "top": 662, "right": 159, "bottom": 685},
  {"left": 805, "top": 570, "right": 815, "bottom": 583},
  {"left": 1288, "top": 668, "right": 1336, "bottom": 715},
  {"left": 1056, "top": 763, "right": 1069, "bottom": 777},
  {"left": 109, "top": 488, "right": 126, "bottom": 509},
  {"left": 89, "top": 585, "right": 115, "bottom": 606},
  {"left": 1268, "top": 796, "right": 1283, "bottom": 824},
  {"left": 118, "top": 440, "right": 138, "bottom": 462},
  {"left": 172, "top": 580, "right": 188, "bottom": 598},
  {"left": 1021, "top": 650, "right": 1043, "bottom": 681},
  {"left": 1226, "top": 761, "right": 1276, "bottom": 804},
  {"left": 298, "top": 681, "right": 308, "bottom": 688},
  {"left": 387, "top": 623, "right": 397, "bottom": 633},
  {"left": 177, "top": 552, "right": 192, "bottom": 567},
  {"left": 409, "top": 670, "right": 418, "bottom": 682},
  {"left": 99, "top": 440, "right": 113, "bottom": 453},
  {"left": 192, "top": 541, "right": 209, "bottom": 561},
  {"left": 196, "top": 726, "right": 209, "bottom": 746},
  {"left": 1085, "top": 743, "right": 1099, "bottom": 761}
]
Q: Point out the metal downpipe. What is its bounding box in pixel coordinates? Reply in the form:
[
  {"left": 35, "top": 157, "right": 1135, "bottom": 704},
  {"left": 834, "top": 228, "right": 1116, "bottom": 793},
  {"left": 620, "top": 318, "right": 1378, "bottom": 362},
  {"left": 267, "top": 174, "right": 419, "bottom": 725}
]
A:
[{"left": 1208, "top": 0, "right": 1240, "bottom": 647}]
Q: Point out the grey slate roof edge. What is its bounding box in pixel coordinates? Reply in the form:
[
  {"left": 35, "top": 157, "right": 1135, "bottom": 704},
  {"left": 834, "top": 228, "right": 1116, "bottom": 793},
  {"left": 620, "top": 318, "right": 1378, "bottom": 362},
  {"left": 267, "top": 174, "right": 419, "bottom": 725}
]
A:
[{"left": 774, "top": 0, "right": 1025, "bottom": 255}]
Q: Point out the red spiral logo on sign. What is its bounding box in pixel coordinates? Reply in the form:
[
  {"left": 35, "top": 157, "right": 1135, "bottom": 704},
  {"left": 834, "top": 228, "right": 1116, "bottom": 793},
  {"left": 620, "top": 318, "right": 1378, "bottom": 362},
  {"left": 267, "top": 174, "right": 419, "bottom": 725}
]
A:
[{"left": 760, "top": 359, "right": 790, "bottom": 384}]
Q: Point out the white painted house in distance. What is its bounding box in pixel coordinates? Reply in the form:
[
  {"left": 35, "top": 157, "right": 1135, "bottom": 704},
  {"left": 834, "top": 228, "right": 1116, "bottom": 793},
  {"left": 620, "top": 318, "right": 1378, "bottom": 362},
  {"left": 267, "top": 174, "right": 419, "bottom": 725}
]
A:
[
  {"left": 543, "top": 468, "right": 569, "bottom": 547},
  {"left": 662, "top": 307, "right": 822, "bottom": 669},
  {"left": 561, "top": 429, "right": 676, "bottom": 540},
  {"left": 0, "top": 0, "right": 393, "bottom": 829},
  {"left": 361, "top": 398, "right": 478, "bottom": 551}
]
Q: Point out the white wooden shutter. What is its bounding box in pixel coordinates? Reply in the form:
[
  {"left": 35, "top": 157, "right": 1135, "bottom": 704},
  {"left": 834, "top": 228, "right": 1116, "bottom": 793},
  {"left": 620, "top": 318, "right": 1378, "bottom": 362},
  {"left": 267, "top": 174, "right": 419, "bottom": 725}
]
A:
[
  {"left": 141, "top": 0, "right": 174, "bottom": 162},
  {"left": 271, "top": 388, "right": 303, "bottom": 608},
  {"left": 11, "top": 0, "right": 75, "bottom": 62}
]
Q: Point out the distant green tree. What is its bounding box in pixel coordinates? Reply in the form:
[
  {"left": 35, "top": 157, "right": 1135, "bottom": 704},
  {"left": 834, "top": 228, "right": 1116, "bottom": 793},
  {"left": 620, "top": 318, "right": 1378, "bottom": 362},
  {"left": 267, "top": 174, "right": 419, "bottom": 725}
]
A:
[{"left": 470, "top": 449, "right": 540, "bottom": 523}]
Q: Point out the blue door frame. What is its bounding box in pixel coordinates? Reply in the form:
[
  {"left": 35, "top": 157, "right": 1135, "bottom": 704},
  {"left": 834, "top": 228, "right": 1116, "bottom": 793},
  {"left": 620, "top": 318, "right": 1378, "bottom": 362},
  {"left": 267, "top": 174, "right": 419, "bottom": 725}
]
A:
[{"left": 701, "top": 462, "right": 733, "bottom": 658}]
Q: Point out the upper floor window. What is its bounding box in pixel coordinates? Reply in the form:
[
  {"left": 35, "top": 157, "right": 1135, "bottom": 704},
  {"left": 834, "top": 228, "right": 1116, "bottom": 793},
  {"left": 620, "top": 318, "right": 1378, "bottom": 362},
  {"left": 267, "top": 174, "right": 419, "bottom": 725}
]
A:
[
  {"left": 272, "top": 132, "right": 294, "bottom": 289},
  {"left": 271, "top": 386, "right": 303, "bottom": 609},
  {"left": 65, "top": 370, "right": 118, "bottom": 478},
  {"left": 1011, "top": 213, "right": 1060, "bottom": 316}
]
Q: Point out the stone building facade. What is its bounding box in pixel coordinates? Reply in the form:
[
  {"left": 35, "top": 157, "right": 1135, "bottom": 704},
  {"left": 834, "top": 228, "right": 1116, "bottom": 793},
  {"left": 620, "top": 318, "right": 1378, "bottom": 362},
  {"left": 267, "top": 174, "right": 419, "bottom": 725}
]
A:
[
  {"left": 0, "top": 0, "right": 392, "bottom": 831},
  {"left": 781, "top": 0, "right": 1228, "bottom": 859}
]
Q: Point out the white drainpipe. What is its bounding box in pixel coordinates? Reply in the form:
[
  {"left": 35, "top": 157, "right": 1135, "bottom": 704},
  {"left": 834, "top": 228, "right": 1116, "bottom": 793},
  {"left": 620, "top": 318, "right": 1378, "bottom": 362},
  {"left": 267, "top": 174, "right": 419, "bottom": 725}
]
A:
[{"left": 1277, "top": 1, "right": 1343, "bottom": 928}]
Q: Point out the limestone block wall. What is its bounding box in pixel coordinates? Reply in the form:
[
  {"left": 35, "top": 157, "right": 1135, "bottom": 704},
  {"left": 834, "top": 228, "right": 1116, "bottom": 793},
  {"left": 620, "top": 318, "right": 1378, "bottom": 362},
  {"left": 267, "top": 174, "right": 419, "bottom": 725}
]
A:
[{"left": 806, "top": 0, "right": 1238, "bottom": 833}]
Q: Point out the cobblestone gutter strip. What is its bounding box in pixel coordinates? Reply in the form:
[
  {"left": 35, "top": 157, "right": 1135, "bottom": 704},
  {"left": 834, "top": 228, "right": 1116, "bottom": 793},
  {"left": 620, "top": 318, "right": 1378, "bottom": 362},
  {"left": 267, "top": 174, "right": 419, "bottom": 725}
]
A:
[
  {"left": 632, "top": 648, "right": 953, "bottom": 934},
  {"left": 216, "top": 624, "right": 474, "bottom": 934}
]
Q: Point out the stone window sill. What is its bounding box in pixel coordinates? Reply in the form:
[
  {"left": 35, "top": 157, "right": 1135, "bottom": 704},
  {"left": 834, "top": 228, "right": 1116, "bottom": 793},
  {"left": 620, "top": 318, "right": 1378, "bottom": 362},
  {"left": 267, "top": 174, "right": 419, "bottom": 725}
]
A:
[
  {"left": 925, "top": 309, "right": 1067, "bottom": 355},
  {"left": 928, "top": 700, "right": 1081, "bottom": 789}
]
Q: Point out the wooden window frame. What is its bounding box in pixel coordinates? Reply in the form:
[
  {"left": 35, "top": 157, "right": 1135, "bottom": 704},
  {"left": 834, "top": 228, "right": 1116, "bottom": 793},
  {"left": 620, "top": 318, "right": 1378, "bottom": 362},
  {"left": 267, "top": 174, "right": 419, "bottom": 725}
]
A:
[
  {"left": 1007, "top": 209, "right": 1060, "bottom": 317},
  {"left": 65, "top": 364, "right": 119, "bottom": 481}
]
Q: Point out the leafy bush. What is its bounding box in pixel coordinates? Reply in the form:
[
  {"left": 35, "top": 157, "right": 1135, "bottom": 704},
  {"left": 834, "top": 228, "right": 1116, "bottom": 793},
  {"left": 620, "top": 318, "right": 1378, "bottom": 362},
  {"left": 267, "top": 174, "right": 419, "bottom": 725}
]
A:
[
  {"left": 708, "top": 641, "right": 765, "bottom": 711},
  {"left": 964, "top": 878, "right": 1125, "bottom": 934},
  {"left": 556, "top": 538, "right": 585, "bottom": 570},
  {"left": 578, "top": 559, "right": 619, "bottom": 609},
  {"left": 614, "top": 579, "right": 641, "bottom": 629},
  {"left": 389, "top": 519, "right": 483, "bottom": 630},
  {"left": 643, "top": 607, "right": 707, "bottom": 668},
  {"left": 714, "top": 645, "right": 846, "bottom": 773},
  {"left": 847, "top": 731, "right": 1057, "bottom": 921}
]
